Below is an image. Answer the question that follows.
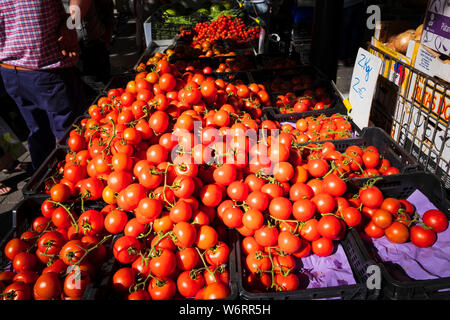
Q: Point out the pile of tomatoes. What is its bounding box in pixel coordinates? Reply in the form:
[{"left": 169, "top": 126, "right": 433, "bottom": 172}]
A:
[
  {"left": 0, "top": 56, "right": 276, "bottom": 300},
  {"left": 179, "top": 15, "right": 260, "bottom": 45},
  {"left": 273, "top": 89, "right": 332, "bottom": 114}
]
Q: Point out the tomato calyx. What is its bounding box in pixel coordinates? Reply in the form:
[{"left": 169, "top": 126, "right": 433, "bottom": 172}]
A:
[
  {"left": 232, "top": 200, "right": 250, "bottom": 211},
  {"left": 47, "top": 199, "right": 79, "bottom": 233},
  {"left": 255, "top": 170, "right": 282, "bottom": 187},
  {"left": 137, "top": 223, "right": 154, "bottom": 240},
  {"left": 0, "top": 290, "right": 18, "bottom": 300},
  {"left": 360, "top": 177, "right": 383, "bottom": 191}
]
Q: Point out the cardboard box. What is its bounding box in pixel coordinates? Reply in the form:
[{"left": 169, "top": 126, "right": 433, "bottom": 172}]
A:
[
  {"left": 413, "top": 43, "right": 450, "bottom": 82},
  {"left": 421, "top": 0, "right": 450, "bottom": 57}
]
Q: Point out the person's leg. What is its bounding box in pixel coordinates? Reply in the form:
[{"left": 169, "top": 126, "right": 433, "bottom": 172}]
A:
[
  {"left": 30, "top": 68, "right": 86, "bottom": 141},
  {"left": 0, "top": 68, "right": 56, "bottom": 170}
]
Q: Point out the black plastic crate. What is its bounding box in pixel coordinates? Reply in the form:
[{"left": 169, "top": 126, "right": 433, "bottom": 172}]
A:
[
  {"left": 83, "top": 229, "right": 239, "bottom": 300},
  {"left": 262, "top": 98, "right": 347, "bottom": 123},
  {"left": 134, "top": 40, "right": 176, "bottom": 73},
  {"left": 170, "top": 54, "right": 258, "bottom": 73},
  {"left": 235, "top": 231, "right": 375, "bottom": 300},
  {"left": 213, "top": 71, "right": 252, "bottom": 84},
  {"left": 22, "top": 147, "right": 68, "bottom": 198},
  {"left": 0, "top": 197, "right": 115, "bottom": 299},
  {"left": 254, "top": 53, "right": 304, "bottom": 70},
  {"left": 345, "top": 172, "right": 450, "bottom": 300},
  {"left": 262, "top": 102, "right": 361, "bottom": 140},
  {"left": 249, "top": 65, "right": 331, "bottom": 97},
  {"left": 294, "top": 127, "right": 422, "bottom": 176},
  {"left": 103, "top": 74, "right": 136, "bottom": 94},
  {"left": 57, "top": 115, "right": 88, "bottom": 147}
]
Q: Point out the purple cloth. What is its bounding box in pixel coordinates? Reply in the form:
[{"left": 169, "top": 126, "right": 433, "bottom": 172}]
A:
[
  {"left": 298, "top": 243, "right": 357, "bottom": 289},
  {"left": 360, "top": 190, "right": 450, "bottom": 281}
]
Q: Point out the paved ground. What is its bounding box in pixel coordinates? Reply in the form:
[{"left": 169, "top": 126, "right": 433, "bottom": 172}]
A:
[{"left": 0, "top": 16, "right": 354, "bottom": 217}]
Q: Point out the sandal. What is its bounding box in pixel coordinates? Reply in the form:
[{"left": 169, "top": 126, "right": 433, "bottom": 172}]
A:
[
  {"left": 1, "top": 161, "right": 32, "bottom": 174},
  {"left": 0, "top": 183, "right": 12, "bottom": 195}
]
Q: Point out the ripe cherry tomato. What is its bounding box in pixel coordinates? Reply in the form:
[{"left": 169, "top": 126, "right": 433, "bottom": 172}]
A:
[
  {"left": 422, "top": 209, "right": 448, "bottom": 233},
  {"left": 33, "top": 272, "right": 62, "bottom": 300},
  {"left": 148, "top": 277, "right": 176, "bottom": 300},
  {"left": 113, "top": 236, "right": 142, "bottom": 264},
  {"left": 311, "top": 237, "right": 334, "bottom": 257},
  {"left": 372, "top": 209, "right": 393, "bottom": 229},
  {"left": 385, "top": 222, "right": 409, "bottom": 244},
  {"left": 205, "top": 241, "right": 230, "bottom": 266},
  {"left": 410, "top": 225, "right": 437, "bottom": 248}
]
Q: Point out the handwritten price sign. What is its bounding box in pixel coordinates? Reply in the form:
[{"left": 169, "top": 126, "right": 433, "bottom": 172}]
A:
[{"left": 349, "top": 48, "right": 382, "bottom": 130}]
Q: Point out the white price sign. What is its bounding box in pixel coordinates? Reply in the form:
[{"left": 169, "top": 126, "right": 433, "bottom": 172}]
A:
[{"left": 348, "top": 48, "right": 382, "bottom": 130}]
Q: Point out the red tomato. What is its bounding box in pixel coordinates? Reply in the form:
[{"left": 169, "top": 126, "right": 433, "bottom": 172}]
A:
[
  {"left": 113, "top": 236, "right": 142, "bottom": 264},
  {"left": 410, "top": 225, "right": 437, "bottom": 248},
  {"left": 150, "top": 249, "right": 177, "bottom": 278},
  {"left": 422, "top": 209, "right": 448, "bottom": 233},
  {"left": 311, "top": 237, "right": 334, "bottom": 257},
  {"left": 385, "top": 222, "right": 409, "bottom": 244},
  {"left": 317, "top": 215, "right": 342, "bottom": 240},
  {"left": 148, "top": 277, "right": 176, "bottom": 300},
  {"left": 177, "top": 270, "right": 205, "bottom": 298}
]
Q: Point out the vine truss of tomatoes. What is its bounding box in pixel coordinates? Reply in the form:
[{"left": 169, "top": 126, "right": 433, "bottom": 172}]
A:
[{"left": 274, "top": 90, "right": 333, "bottom": 114}]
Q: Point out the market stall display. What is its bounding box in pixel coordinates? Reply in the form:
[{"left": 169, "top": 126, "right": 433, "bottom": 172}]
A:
[{"left": 1, "top": 2, "right": 449, "bottom": 301}]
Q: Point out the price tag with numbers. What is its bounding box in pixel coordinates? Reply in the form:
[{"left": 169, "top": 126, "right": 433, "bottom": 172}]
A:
[{"left": 348, "top": 48, "right": 382, "bottom": 130}]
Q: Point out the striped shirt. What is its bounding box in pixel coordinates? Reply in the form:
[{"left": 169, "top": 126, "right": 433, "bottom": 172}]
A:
[{"left": 0, "top": 0, "right": 77, "bottom": 70}]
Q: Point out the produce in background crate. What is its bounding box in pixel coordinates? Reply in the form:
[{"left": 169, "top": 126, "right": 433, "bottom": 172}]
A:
[
  {"left": 384, "top": 24, "right": 423, "bottom": 54},
  {"left": 277, "top": 113, "right": 353, "bottom": 142},
  {"left": 267, "top": 75, "right": 314, "bottom": 95},
  {"left": 173, "top": 55, "right": 256, "bottom": 74},
  {"left": 273, "top": 89, "right": 332, "bottom": 113},
  {"left": 179, "top": 15, "right": 260, "bottom": 46},
  {"left": 258, "top": 56, "right": 301, "bottom": 70},
  {"left": 172, "top": 41, "right": 240, "bottom": 58}
]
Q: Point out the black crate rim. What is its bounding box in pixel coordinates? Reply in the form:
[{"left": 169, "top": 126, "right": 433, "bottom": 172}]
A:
[
  {"left": 346, "top": 172, "right": 450, "bottom": 300},
  {"left": 21, "top": 147, "right": 69, "bottom": 198}
]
